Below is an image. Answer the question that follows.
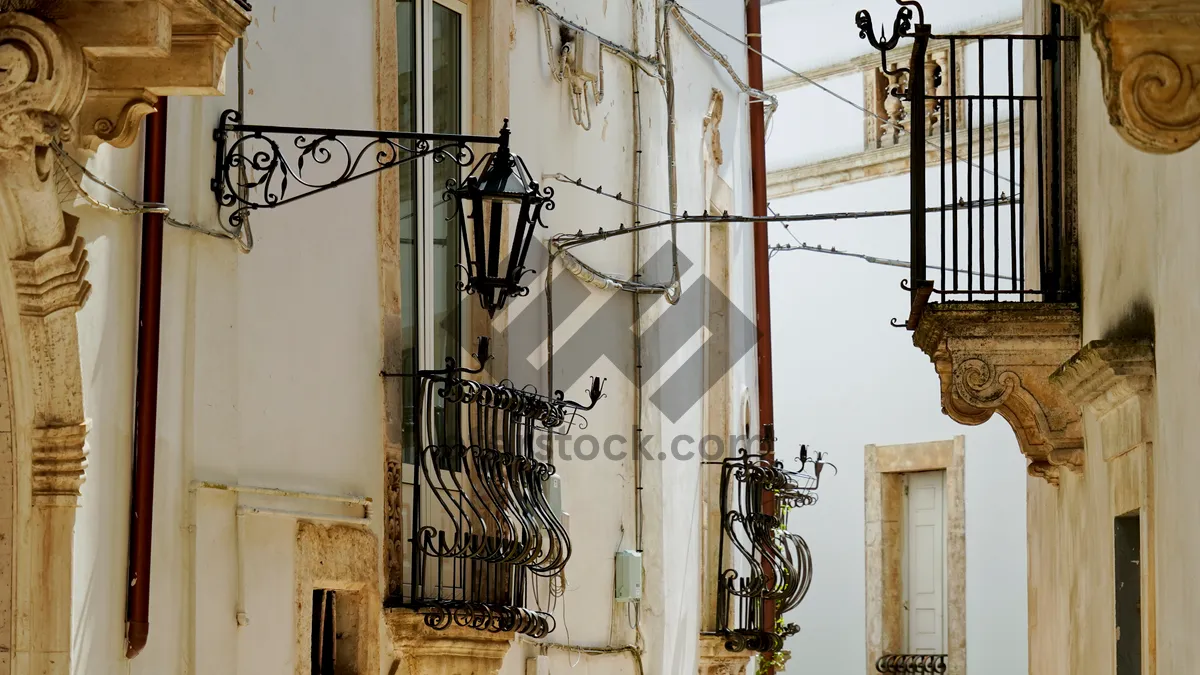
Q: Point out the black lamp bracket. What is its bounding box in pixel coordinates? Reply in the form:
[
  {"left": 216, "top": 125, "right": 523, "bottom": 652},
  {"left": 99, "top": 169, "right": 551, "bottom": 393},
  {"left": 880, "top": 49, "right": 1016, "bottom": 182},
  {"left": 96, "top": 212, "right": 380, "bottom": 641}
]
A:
[{"left": 211, "top": 109, "right": 504, "bottom": 232}]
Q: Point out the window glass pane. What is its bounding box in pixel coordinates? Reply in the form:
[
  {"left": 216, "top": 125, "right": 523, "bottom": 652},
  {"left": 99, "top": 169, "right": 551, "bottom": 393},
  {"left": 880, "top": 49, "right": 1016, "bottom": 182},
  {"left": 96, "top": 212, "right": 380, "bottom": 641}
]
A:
[
  {"left": 431, "top": 3, "right": 462, "bottom": 371},
  {"left": 431, "top": 3, "right": 463, "bottom": 454},
  {"left": 396, "top": 0, "right": 418, "bottom": 460}
]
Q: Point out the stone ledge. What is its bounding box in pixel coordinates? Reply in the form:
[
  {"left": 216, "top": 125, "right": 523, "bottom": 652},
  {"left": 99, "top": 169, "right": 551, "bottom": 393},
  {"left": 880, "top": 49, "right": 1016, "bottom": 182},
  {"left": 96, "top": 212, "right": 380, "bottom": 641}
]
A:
[
  {"left": 57, "top": 0, "right": 252, "bottom": 148},
  {"left": 385, "top": 609, "right": 513, "bottom": 675},
  {"left": 1051, "top": 338, "right": 1155, "bottom": 461}
]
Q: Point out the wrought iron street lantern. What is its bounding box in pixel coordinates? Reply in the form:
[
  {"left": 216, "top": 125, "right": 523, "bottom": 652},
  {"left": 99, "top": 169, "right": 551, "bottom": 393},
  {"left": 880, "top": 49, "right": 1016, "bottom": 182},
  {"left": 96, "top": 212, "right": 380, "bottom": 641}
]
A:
[
  {"left": 447, "top": 120, "right": 554, "bottom": 317},
  {"left": 210, "top": 111, "right": 551, "bottom": 312}
]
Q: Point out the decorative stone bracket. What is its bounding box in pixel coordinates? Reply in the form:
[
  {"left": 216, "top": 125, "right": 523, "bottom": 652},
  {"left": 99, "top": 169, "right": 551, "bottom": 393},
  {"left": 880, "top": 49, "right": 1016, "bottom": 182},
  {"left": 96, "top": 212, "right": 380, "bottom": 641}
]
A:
[
  {"left": 913, "top": 303, "right": 1083, "bottom": 485},
  {"left": 1050, "top": 339, "right": 1155, "bottom": 457},
  {"left": 1055, "top": 0, "right": 1200, "bottom": 154},
  {"left": 385, "top": 610, "right": 513, "bottom": 675},
  {"left": 60, "top": 0, "right": 251, "bottom": 149}
]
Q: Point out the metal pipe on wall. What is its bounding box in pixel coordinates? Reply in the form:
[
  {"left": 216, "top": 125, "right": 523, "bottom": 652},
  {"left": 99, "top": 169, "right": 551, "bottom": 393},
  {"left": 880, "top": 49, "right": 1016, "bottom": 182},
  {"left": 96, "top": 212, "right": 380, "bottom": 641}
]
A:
[
  {"left": 745, "top": 0, "right": 778, "bottom": 670},
  {"left": 126, "top": 96, "right": 168, "bottom": 660}
]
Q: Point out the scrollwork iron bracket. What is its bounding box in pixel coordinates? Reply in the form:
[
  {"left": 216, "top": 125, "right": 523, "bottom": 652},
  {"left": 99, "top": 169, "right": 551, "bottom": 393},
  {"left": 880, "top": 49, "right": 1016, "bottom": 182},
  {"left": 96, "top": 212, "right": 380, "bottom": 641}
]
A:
[
  {"left": 855, "top": 0, "right": 927, "bottom": 97},
  {"left": 211, "top": 109, "right": 504, "bottom": 232}
]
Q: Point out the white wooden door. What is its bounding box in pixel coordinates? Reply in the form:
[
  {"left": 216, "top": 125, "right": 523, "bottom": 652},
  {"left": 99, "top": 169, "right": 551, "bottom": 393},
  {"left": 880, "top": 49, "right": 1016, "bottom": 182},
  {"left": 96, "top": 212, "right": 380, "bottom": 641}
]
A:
[{"left": 904, "top": 470, "right": 947, "bottom": 654}]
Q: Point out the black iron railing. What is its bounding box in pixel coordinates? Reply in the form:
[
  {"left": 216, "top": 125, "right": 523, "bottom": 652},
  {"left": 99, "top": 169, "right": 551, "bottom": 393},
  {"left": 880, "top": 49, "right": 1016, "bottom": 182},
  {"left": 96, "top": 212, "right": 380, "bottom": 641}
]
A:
[
  {"left": 856, "top": 1, "right": 1078, "bottom": 328},
  {"left": 384, "top": 338, "right": 603, "bottom": 637},
  {"left": 876, "top": 654, "right": 948, "bottom": 673},
  {"left": 713, "top": 447, "right": 828, "bottom": 652}
]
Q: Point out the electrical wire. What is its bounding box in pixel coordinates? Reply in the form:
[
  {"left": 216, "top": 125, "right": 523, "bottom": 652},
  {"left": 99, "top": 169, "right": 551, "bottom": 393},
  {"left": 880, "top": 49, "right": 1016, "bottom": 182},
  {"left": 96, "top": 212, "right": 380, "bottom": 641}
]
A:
[
  {"left": 521, "top": 0, "right": 664, "bottom": 78},
  {"left": 546, "top": 171, "right": 1017, "bottom": 249},
  {"left": 769, "top": 240, "right": 1017, "bottom": 281},
  {"left": 667, "top": 0, "right": 1019, "bottom": 189},
  {"left": 52, "top": 143, "right": 253, "bottom": 251},
  {"left": 666, "top": 4, "right": 778, "bottom": 123}
]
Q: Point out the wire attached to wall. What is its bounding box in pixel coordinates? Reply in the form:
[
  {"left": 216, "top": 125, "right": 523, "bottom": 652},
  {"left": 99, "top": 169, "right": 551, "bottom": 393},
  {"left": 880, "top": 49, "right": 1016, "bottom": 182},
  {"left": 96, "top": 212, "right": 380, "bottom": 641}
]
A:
[
  {"left": 52, "top": 143, "right": 253, "bottom": 251},
  {"left": 54, "top": 36, "right": 255, "bottom": 252}
]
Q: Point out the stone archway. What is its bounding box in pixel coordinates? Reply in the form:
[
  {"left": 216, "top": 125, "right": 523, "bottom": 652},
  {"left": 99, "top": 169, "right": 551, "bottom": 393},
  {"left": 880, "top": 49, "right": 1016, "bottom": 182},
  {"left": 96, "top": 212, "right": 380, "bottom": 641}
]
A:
[{"left": 0, "top": 12, "right": 92, "bottom": 675}]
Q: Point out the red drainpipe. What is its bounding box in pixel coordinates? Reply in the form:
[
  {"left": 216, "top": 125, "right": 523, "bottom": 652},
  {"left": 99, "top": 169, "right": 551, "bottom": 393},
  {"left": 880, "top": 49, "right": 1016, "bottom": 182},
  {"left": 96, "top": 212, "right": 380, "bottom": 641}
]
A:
[
  {"left": 745, "top": 0, "right": 778, "bottom": 670},
  {"left": 126, "top": 96, "right": 167, "bottom": 659}
]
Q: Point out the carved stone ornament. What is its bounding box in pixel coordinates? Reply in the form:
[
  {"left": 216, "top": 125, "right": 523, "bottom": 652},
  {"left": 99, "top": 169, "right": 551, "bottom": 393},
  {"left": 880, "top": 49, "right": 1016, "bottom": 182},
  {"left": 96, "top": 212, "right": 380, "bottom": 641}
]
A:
[
  {"left": 913, "top": 303, "right": 1084, "bottom": 484},
  {"left": 1055, "top": 0, "right": 1200, "bottom": 153},
  {"left": 1050, "top": 339, "right": 1156, "bottom": 464},
  {"left": 385, "top": 609, "right": 513, "bottom": 675}
]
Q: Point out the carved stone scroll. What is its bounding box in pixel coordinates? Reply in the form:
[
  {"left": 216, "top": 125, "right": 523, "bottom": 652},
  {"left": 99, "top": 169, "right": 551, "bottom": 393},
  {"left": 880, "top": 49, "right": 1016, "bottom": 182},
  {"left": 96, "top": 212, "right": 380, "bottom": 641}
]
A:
[
  {"left": 913, "top": 303, "right": 1083, "bottom": 484},
  {"left": 1055, "top": 0, "right": 1200, "bottom": 153}
]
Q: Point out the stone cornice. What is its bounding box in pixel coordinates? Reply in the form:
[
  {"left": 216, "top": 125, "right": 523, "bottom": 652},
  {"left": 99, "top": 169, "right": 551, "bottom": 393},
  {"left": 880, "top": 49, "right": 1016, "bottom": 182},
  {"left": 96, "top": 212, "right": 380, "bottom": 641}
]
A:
[
  {"left": 55, "top": 0, "right": 251, "bottom": 148},
  {"left": 1050, "top": 338, "right": 1155, "bottom": 415},
  {"left": 767, "top": 120, "right": 1013, "bottom": 200},
  {"left": 763, "top": 19, "right": 1023, "bottom": 94},
  {"left": 1055, "top": 0, "right": 1200, "bottom": 153},
  {"left": 914, "top": 302, "right": 1083, "bottom": 484},
  {"left": 385, "top": 609, "right": 513, "bottom": 675}
]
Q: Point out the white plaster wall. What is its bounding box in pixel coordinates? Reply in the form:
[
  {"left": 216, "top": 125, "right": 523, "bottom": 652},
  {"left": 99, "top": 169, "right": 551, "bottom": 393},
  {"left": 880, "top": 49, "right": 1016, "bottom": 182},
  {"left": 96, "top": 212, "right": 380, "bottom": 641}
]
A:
[
  {"left": 70, "top": 0, "right": 761, "bottom": 674},
  {"left": 72, "top": 1, "right": 384, "bottom": 673},
  {"left": 768, "top": 177, "right": 1029, "bottom": 674},
  {"left": 1019, "top": 24, "right": 1200, "bottom": 675}
]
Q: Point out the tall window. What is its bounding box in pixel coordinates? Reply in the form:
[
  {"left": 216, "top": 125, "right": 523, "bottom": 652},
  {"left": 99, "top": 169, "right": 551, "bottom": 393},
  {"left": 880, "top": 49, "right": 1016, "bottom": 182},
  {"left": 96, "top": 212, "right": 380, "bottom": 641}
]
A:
[{"left": 396, "top": 0, "right": 468, "bottom": 460}]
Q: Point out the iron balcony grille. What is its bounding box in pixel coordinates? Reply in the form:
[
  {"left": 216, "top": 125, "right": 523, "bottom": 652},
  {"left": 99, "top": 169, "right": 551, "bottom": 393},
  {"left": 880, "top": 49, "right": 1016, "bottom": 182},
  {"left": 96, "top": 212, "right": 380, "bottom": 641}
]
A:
[
  {"left": 876, "top": 654, "right": 948, "bottom": 674},
  {"left": 384, "top": 344, "right": 602, "bottom": 638},
  {"left": 856, "top": 1, "right": 1078, "bottom": 328},
  {"left": 713, "top": 448, "right": 827, "bottom": 653}
]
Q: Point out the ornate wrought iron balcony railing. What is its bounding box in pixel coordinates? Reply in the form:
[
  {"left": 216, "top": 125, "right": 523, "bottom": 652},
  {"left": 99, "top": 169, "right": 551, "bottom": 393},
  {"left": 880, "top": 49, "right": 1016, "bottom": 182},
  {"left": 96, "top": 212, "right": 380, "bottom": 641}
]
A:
[
  {"left": 855, "top": 0, "right": 1079, "bottom": 329},
  {"left": 876, "top": 653, "right": 948, "bottom": 674},
  {"left": 383, "top": 338, "right": 603, "bottom": 638},
  {"left": 713, "top": 447, "right": 829, "bottom": 653}
]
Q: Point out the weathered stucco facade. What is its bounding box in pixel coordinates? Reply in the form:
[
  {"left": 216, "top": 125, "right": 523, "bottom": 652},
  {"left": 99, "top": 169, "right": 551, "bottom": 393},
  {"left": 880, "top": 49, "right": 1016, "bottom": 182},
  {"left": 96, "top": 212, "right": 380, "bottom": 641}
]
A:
[
  {"left": 914, "top": 1, "right": 1200, "bottom": 673},
  {"left": 1021, "top": 1, "right": 1200, "bottom": 673}
]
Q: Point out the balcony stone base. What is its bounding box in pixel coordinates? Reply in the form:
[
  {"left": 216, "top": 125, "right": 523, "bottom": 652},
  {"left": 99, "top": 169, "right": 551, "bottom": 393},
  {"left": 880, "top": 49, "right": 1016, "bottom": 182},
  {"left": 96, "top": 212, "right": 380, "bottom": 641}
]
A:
[
  {"left": 697, "top": 635, "right": 752, "bottom": 675},
  {"left": 913, "top": 302, "right": 1083, "bottom": 484},
  {"left": 385, "top": 609, "right": 513, "bottom": 675}
]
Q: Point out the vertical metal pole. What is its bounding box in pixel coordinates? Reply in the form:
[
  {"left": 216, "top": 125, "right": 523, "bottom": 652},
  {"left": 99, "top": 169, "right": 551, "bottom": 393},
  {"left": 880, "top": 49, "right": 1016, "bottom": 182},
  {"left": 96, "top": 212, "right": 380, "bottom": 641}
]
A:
[
  {"left": 909, "top": 26, "right": 930, "bottom": 302},
  {"left": 1047, "top": 4, "right": 1063, "bottom": 300}
]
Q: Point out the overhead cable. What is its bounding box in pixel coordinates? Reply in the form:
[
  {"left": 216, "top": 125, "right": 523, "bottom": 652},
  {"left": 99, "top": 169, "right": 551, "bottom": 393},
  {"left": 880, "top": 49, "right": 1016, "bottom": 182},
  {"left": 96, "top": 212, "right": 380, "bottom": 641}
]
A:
[{"left": 667, "top": 0, "right": 1019, "bottom": 189}]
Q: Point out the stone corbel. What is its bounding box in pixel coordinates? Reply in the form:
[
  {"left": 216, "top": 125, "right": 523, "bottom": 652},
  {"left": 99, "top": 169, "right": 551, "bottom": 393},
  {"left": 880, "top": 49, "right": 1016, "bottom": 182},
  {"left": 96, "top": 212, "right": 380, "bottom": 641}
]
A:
[
  {"left": 58, "top": 0, "right": 250, "bottom": 149},
  {"left": 76, "top": 89, "right": 157, "bottom": 151},
  {"left": 913, "top": 303, "right": 1083, "bottom": 485},
  {"left": 1055, "top": 0, "right": 1200, "bottom": 153},
  {"left": 1050, "top": 339, "right": 1155, "bottom": 460},
  {"left": 385, "top": 609, "right": 513, "bottom": 675}
]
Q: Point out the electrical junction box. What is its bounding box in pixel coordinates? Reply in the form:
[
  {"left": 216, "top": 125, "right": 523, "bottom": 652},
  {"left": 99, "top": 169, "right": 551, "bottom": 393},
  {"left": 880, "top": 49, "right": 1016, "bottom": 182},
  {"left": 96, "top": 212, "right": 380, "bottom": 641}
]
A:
[
  {"left": 542, "top": 475, "right": 569, "bottom": 533},
  {"left": 543, "top": 475, "right": 563, "bottom": 519},
  {"left": 614, "top": 550, "right": 643, "bottom": 602}
]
